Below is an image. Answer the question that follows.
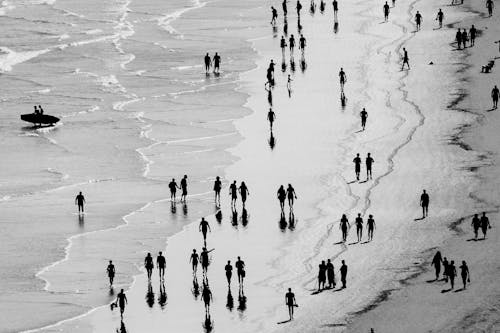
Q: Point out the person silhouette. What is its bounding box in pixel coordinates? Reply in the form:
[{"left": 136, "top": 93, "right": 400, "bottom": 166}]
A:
[
  {"left": 282, "top": 0, "right": 288, "bottom": 16},
  {"left": 420, "top": 190, "right": 429, "bottom": 218},
  {"left": 436, "top": 9, "right": 444, "bottom": 28},
  {"left": 268, "top": 108, "right": 276, "bottom": 129},
  {"left": 156, "top": 251, "right": 166, "bottom": 280},
  {"left": 75, "top": 191, "right": 85, "bottom": 213},
  {"left": 332, "top": 0, "right": 338, "bottom": 17},
  {"left": 480, "top": 212, "right": 491, "bottom": 239},
  {"left": 469, "top": 25, "right": 476, "bottom": 46},
  {"left": 229, "top": 180, "right": 238, "bottom": 207},
  {"left": 326, "top": 259, "right": 335, "bottom": 288},
  {"left": 317, "top": 260, "right": 327, "bottom": 291},
  {"left": 213, "top": 52, "right": 221, "bottom": 74},
  {"left": 383, "top": 1, "right": 390, "bottom": 21},
  {"left": 190, "top": 249, "right": 199, "bottom": 273},
  {"left": 366, "top": 153, "right": 374, "bottom": 180},
  {"left": 360, "top": 108, "right": 368, "bottom": 130},
  {"left": 431, "top": 251, "right": 443, "bottom": 280},
  {"left": 225, "top": 260, "right": 233, "bottom": 286},
  {"left": 367, "top": 214, "right": 375, "bottom": 241},
  {"left": 107, "top": 260, "right": 115, "bottom": 286},
  {"left": 353, "top": 153, "right": 361, "bottom": 181},
  {"left": 355, "top": 213, "right": 363, "bottom": 242},
  {"left": 286, "top": 184, "right": 297, "bottom": 210},
  {"left": 199, "top": 217, "right": 212, "bottom": 244},
  {"left": 204, "top": 53, "right": 211, "bottom": 74},
  {"left": 486, "top": 0, "right": 493, "bottom": 17},
  {"left": 414, "top": 11, "right": 422, "bottom": 31},
  {"left": 213, "top": 176, "right": 222, "bottom": 204},
  {"left": 459, "top": 261, "right": 470, "bottom": 289},
  {"left": 201, "top": 282, "right": 213, "bottom": 312},
  {"left": 442, "top": 257, "right": 449, "bottom": 282},
  {"left": 271, "top": 6, "right": 278, "bottom": 25},
  {"left": 116, "top": 289, "right": 128, "bottom": 318},
  {"left": 235, "top": 256, "right": 246, "bottom": 285},
  {"left": 471, "top": 214, "right": 481, "bottom": 240},
  {"left": 289, "top": 34, "right": 296, "bottom": 54},
  {"left": 239, "top": 181, "right": 250, "bottom": 207},
  {"left": 280, "top": 35, "right": 287, "bottom": 57},
  {"left": 285, "top": 288, "right": 296, "bottom": 320},
  {"left": 401, "top": 47, "right": 410, "bottom": 70},
  {"left": 339, "top": 67, "right": 347, "bottom": 90},
  {"left": 144, "top": 253, "right": 154, "bottom": 280},
  {"left": 277, "top": 185, "right": 286, "bottom": 211},
  {"left": 448, "top": 260, "right": 457, "bottom": 289},
  {"left": 340, "top": 214, "right": 350, "bottom": 242},
  {"left": 340, "top": 260, "right": 348, "bottom": 288},
  {"left": 296, "top": 0, "right": 303, "bottom": 16},
  {"left": 180, "top": 175, "right": 188, "bottom": 202},
  {"left": 491, "top": 85, "right": 499, "bottom": 109},
  {"left": 169, "top": 178, "right": 180, "bottom": 202}
]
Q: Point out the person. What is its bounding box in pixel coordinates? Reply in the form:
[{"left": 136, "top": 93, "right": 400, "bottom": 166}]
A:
[
  {"left": 326, "top": 259, "right": 335, "bottom": 288},
  {"left": 366, "top": 153, "right": 374, "bottom": 180},
  {"left": 213, "top": 176, "right": 222, "bottom": 204},
  {"left": 459, "top": 261, "right": 470, "bottom": 289},
  {"left": 401, "top": 47, "right": 410, "bottom": 70},
  {"left": 355, "top": 213, "right": 363, "bottom": 242},
  {"left": 360, "top": 108, "right": 368, "bottom": 130},
  {"left": 190, "top": 249, "right": 199, "bottom": 273},
  {"left": 469, "top": 25, "right": 476, "bottom": 46},
  {"left": 480, "top": 212, "right": 491, "bottom": 239},
  {"left": 471, "top": 214, "right": 481, "bottom": 240},
  {"left": 383, "top": 1, "right": 390, "bottom": 21},
  {"left": 318, "top": 261, "right": 327, "bottom": 291},
  {"left": 340, "top": 260, "right": 348, "bottom": 288},
  {"left": 156, "top": 251, "right": 166, "bottom": 280},
  {"left": 339, "top": 67, "right": 347, "bottom": 89},
  {"left": 169, "top": 178, "right": 180, "bottom": 202},
  {"left": 225, "top": 260, "right": 233, "bottom": 286},
  {"left": 144, "top": 253, "right": 154, "bottom": 280},
  {"left": 282, "top": 0, "right": 288, "bottom": 16},
  {"left": 235, "top": 256, "right": 245, "bottom": 284},
  {"left": 299, "top": 34, "right": 306, "bottom": 54},
  {"left": 456, "top": 29, "right": 462, "bottom": 49},
  {"left": 492, "top": 85, "right": 499, "bottom": 109},
  {"left": 201, "top": 282, "right": 213, "bottom": 312},
  {"left": 38, "top": 105, "right": 44, "bottom": 115},
  {"left": 486, "top": 0, "right": 493, "bottom": 17},
  {"left": 204, "top": 53, "right": 211, "bottom": 74},
  {"left": 415, "top": 11, "right": 422, "bottom": 31},
  {"left": 278, "top": 185, "right": 287, "bottom": 211},
  {"left": 448, "top": 260, "right": 457, "bottom": 289},
  {"left": 180, "top": 175, "right": 188, "bottom": 202},
  {"left": 239, "top": 181, "right": 250, "bottom": 206},
  {"left": 107, "top": 260, "right": 115, "bottom": 286},
  {"left": 353, "top": 153, "right": 362, "bottom": 181},
  {"left": 199, "top": 217, "right": 211, "bottom": 243},
  {"left": 340, "top": 214, "right": 350, "bottom": 242},
  {"left": 461, "top": 29, "right": 468, "bottom": 48},
  {"left": 229, "top": 180, "right": 238, "bottom": 206},
  {"left": 296, "top": 0, "right": 302, "bottom": 16},
  {"left": 287, "top": 75, "right": 293, "bottom": 97},
  {"left": 200, "top": 247, "right": 212, "bottom": 273},
  {"left": 280, "top": 35, "right": 287, "bottom": 55},
  {"left": 115, "top": 289, "right": 128, "bottom": 318},
  {"left": 332, "top": 0, "right": 338, "bottom": 17},
  {"left": 420, "top": 190, "right": 429, "bottom": 218},
  {"left": 431, "top": 251, "right": 443, "bottom": 281},
  {"left": 286, "top": 184, "right": 297, "bottom": 210},
  {"left": 289, "top": 34, "right": 296, "bottom": 54},
  {"left": 285, "top": 288, "right": 296, "bottom": 320},
  {"left": 267, "top": 108, "right": 276, "bottom": 129},
  {"left": 436, "top": 9, "right": 444, "bottom": 28},
  {"left": 310, "top": 0, "right": 316, "bottom": 13},
  {"left": 442, "top": 257, "right": 449, "bottom": 282},
  {"left": 213, "top": 52, "right": 221, "bottom": 74},
  {"left": 271, "top": 6, "right": 278, "bottom": 25},
  {"left": 75, "top": 191, "right": 85, "bottom": 213},
  {"left": 367, "top": 214, "right": 375, "bottom": 241}
]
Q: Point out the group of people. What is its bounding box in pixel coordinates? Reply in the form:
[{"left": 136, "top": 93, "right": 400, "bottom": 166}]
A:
[
  {"left": 169, "top": 175, "right": 189, "bottom": 202},
  {"left": 431, "top": 251, "right": 470, "bottom": 290},
  {"left": 32, "top": 105, "right": 45, "bottom": 115},
  {"left": 277, "top": 184, "right": 298, "bottom": 212},
  {"left": 315, "top": 259, "right": 348, "bottom": 291},
  {"left": 471, "top": 212, "right": 491, "bottom": 240},
  {"left": 339, "top": 213, "right": 376, "bottom": 243},
  {"left": 455, "top": 26, "right": 476, "bottom": 49},
  {"left": 204, "top": 52, "right": 221, "bottom": 74},
  {"left": 352, "top": 153, "right": 375, "bottom": 181}
]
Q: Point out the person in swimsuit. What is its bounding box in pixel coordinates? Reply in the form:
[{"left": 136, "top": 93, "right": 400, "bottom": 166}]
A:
[
  {"left": 277, "top": 185, "right": 286, "bottom": 212},
  {"left": 415, "top": 11, "right": 423, "bottom": 31},
  {"left": 229, "top": 180, "right": 238, "bottom": 207},
  {"left": 157, "top": 251, "right": 166, "bottom": 280},
  {"left": 340, "top": 214, "right": 350, "bottom": 242},
  {"left": 286, "top": 184, "right": 297, "bottom": 210},
  {"left": 471, "top": 214, "right": 481, "bottom": 240},
  {"left": 144, "top": 253, "right": 154, "bottom": 280},
  {"left": 107, "top": 260, "right": 115, "bottom": 286},
  {"left": 285, "top": 288, "right": 296, "bottom": 320},
  {"left": 299, "top": 34, "right": 306, "bottom": 54},
  {"left": 480, "top": 212, "right": 491, "bottom": 239},
  {"left": 326, "top": 259, "right": 335, "bottom": 288},
  {"left": 355, "top": 213, "right": 363, "bottom": 242},
  {"left": 366, "top": 153, "right": 374, "bottom": 180},
  {"left": 383, "top": 1, "right": 390, "bottom": 21},
  {"left": 225, "top": 260, "right": 233, "bottom": 286},
  {"left": 420, "top": 190, "right": 429, "bottom": 218},
  {"left": 235, "top": 256, "right": 246, "bottom": 285},
  {"left": 239, "top": 181, "right": 250, "bottom": 207},
  {"left": 115, "top": 289, "right": 128, "bottom": 318},
  {"left": 436, "top": 9, "right": 444, "bottom": 28},
  {"left": 268, "top": 108, "right": 276, "bottom": 129},
  {"left": 360, "top": 108, "right": 368, "bottom": 130},
  {"left": 180, "top": 175, "right": 188, "bottom": 202},
  {"left": 339, "top": 67, "right": 347, "bottom": 90},
  {"left": 340, "top": 260, "right": 347, "bottom": 288},
  {"left": 213, "top": 176, "right": 222, "bottom": 204},
  {"left": 491, "top": 85, "right": 499, "bottom": 109},
  {"left": 353, "top": 153, "right": 361, "bottom": 181},
  {"left": 169, "top": 178, "right": 180, "bottom": 202},
  {"left": 213, "top": 52, "right": 221, "bottom": 74},
  {"left": 401, "top": 47, "right": 410, "bottom": 70},
  {"left": 271, "top": 6, "right": 278, "bottom": 25},
  {"left": 459, "top": 261, "right": 470, "bottom": 289},
  {"left": 204, "top": 53, "right": 211, "bottom": 74},
  {"left": 199, "top": 217, "right": 212, "bottom": 243},
  {"left": 317, "top": 261, "right": 327, "bottom": 291},
  {"left": 190, "top": 249, "right": 199, "bottom": 273},
  {"left": 280, "top": 36, "right": 287, "bottom": 57},
  {"left": 367, "top": 214, "right": 375, "bottom": 241},
  {"left": 431, "top": 251, "right": 443, "bottom": 280}
]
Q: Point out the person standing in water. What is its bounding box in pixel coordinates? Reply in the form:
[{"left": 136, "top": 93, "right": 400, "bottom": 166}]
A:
[
  {"left": 239, "top": 181, "right": 250, "bottom": 207},
  {"left": 366, "top": 153, "right": 374, "bottom": 180},
  {"left": 277, "top": 185, "right": 287, "bottom": 212},
  {"left": 267, "top": 108, "right": 276, "bottom": 129},
  {"left": 156, "top": 251, "right": 166, "bottom": 280},
  {"left": 383, "top": 1, "right": 390, "bottom": 21},
  {"left": 107, "top": 260, "right": 115, "bottom": 286},
  {"left": 420, "top": 190, "right": 429, "bottom": 218},
  {"left": 285, "top": 288, "right": 297, "bottom": 320},
  {"left": 199, "top": 217, "right": 211, "bottom": 243},
  {"left": 190, "top": 249, "right": 199, "bottom": 273},
  {"left": 286, "top": 184, "right": 297, "bottom": 210},
  {"left": 459, "top": 261, "right": 470, "bottom": 289},
  {"left": 360, "top": 108, "right": 368, "bottom": 130},
  {"left": 75, "top": 191, "right": 86, "bottom": 213},
  {"left": 339, "top": 67, "right": 347, "bottom": 90},
  {"left": 436, "top": 9, "right": 444, "bottom": 28},
  {"left": 354, "top": 213, "right": 363, "bottom": 242},
  {"left": 448, "top": 260, "right": 457, "bottom": 290},
  {"left": 115, "top": 289, "right": 128, "bottom": 318},
  {"left": 367, "top": 214, "right": 375, "bottom": 241},
  {"left": 235, "top": 256, "right": 246, "bottom": 285},
  {"left": 456, "top": 29, "right": 463, "bottom": 49},
  {"left": 204, "top": 53, "right": 212, "bottom": 74},
  {"left": 480, "top": 212, "right": 491, "bottom": 239},
  {"left": 229, "top": 180, "right": 238, "bottom": 207},
  {"left": 169, "top": 178, "right": 180, "bottom": 202},
  {"left": 213, "top": 176, "right": 222, "bottom": 204},
  {"left": 415, "top": 11, "right": 423, "bottom": 31},
  {"left": 213, "top": 52, "right": 221, "bottom": 74},
  {"left": 353, "top": 153, "right": 362, "bottom": 181},
  {"left": 340, "top": 260, "right": 348, "bottom": 288},
  {"left": 144, "top": 253, "right": 154, "bottom": 280},
  {"left": 326, "top": 259, "right": 335, "bottom": 288},
  {"left": 431, "top": 251, "right": 443, "bottom": 281},
  {"left": 340, "top": 214, "right": 350, "bottom": 242},
  {"left": 401, "top": 47, "right": 410, "bottom": 70},
  {"left": 225, "top": 260, "right": 233, "bottom": 286},
  {"left": 179, "top": 175, "right": 188, "bottom": 202},
  {"left": 491, "top": 85, "right": 499, "bottom": 109}
]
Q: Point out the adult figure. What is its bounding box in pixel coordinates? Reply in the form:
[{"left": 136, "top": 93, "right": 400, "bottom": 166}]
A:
[
  {"left": 213, "top": 52, "right": 221, "bottom": 74},
  {"left": 239, "top": 181, "right": 250, "bottom": 206},
  {"left": 448, "top": 260, "right": 457, "bottom": 289},
  {"left": 144, "top": 253, "right": 154, "bottom": 280},
  {"left": 471, "top": 214, "right": 481, "bottom": 240},
  {"left": 332, "top": 0, "right": 338, "bottom": 17},
  {"left": 317, "top": 261, "right": 327, "bottom": 291},
  {"left": 436, "top": 9, "right": 444, "bottom": 28},
  {"left": 268, "top": 108, "right": 276, "bottom": 129},
  {"left": 235, "top": 256, "right": 246, "bottom": 284},
  {"left": 339, "top": 67, "right": 347, "bottom": 90},
  {"left": 442, "top": 257, "right": 449, "bottom": 282},
  {"left": 299, "top": 34, "right": 306, "bottom": 54},
  {"left": 190, "top": 249, "right": 199, "bottom": 273},
  {"left": 169, "top": 178, "right": 180, "bottom": 201},
  {"left": 420, "top": 190, "right": 429, "bottom": 218},
  {"left": 296, "top": 0, "right": 303, "bottom": 16},
  {"left": 271, "top": 6, "right": 278, "bottom": 25},
  {"left": 469, "top": 25, "right": 476, "bottom": 46},
  {"left": 289, "top": 34, "right": 296, "bottom": 54},
  {"left": 366, "top": 153, "right": 374, "bottom": 180},
  {"left": 180, "top": 175, "right": 188, "bottom": 202},
  {"left": 459, "top": 261, "right": 470, "bottom": 289},
  {"left": 355, "top": 213, "right": 363, "bottom": 242},
  {"left": 199, "top": 217, "right": 211, "bottom": 243},
  {"left": 286, "top": 184, "right": 297, "bottom": 210},
  {"left": 225, "top": 260, "right": 233, "bottom": 286},
  {"left": 204, "top": 53, "right": 211, "bottom": 74},
  {"left": 156, "top": 251, "right": 166, "bottom": 280},
  {"left": 383, "top": 1, "right": 390, "bottom": 21},
  {"left": 75, "top": 191, "right": 85, "bottom": 213},
  {"left": 401, "top": 47, "right": 410, "bottom": 70},
  {"left": 213, "top": 176, "right": 222, "bottom": 204},
  {"left": 431, "top": 251, "right": 443, "bottom": 280},
  {"left": 116, "top": 289, "right": 128, "bottom": 318},
  {"left": 339, "top": 214, "right": 350, "bottom": 242},
  {"left": 326, "top": 259, "right": 335, "bottom": 288},
  {"left": 107, "top": 260, "right": 115, "bottom": 286},
  {"left": 285, "top": 288, "right": 296, "bottom": 320},
  {"left": 367, "top": 214, "right": 375, "bottom": 241},
  {"left": 480, "top": 212, "right": 491, "bottom": 239},
  {"left": 456, "top": 29, "right": 462, "bottom": 49},
  {"left": 340, "top": 260, "right": 348, "bottom": 288},
  {"left": 277, "top": 185, "right": 287, "bottom": 211},
  {"left": 415, "top": 11, "right": 422, "bottom": 31},
  {"left": 282, "top": 0, "right": 288, "bottom": 16},
  {"left": 353, "top": 153, "right": 362, "bottom": 181},
  {"left": 229, "top": 180, "right": 238, "bottom": 207},
  {"left": 360, "top": 108, "right": 368, "bottom": 130},
  {"left": 486, "top": 0, "right": 493, "bottom": 17},
  {"left": 491, "top": 85, "right": 499, "bottom": 109}
]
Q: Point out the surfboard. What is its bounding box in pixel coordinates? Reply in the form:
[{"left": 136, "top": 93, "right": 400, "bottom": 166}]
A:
[{"left": 21, "top": 113, "right": 60, "bottom": 125}]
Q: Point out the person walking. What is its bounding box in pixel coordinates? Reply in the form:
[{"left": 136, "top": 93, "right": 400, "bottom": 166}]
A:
[
  {"left": 442, "top": 257, "right": 449, "bottom": 282},
  {"left": 469, "top": 25, "right": 476, "bottom": 46},
  {"left": 115, "top": 289, "right": 128, "bottom": 318},
  {"left": 339, "top": 67, "right": 347, "bottom": 90},
  {"left": 456, "top": 28, "right": 463, "bottom": 49},
  {"left": 383, "top": 1, "right": 390, "bottom": 21},
  {"left": 225, "top": 260, "right": 233, "bottom": 286},
  {"left": 235, "top": 256, "right": 246, "bottom": 285},
  {"left": 180, "top": 175, "right": 188, "bottom": 202},
  {"left": 340, "top": 260, "right": 348, "bottom": 288},
  {"left": 355, "top": 213, "right": 363, "bottom": 242},
  {"left": 420, "top": 190, "right": 429, "bottom": 218},
  {"left": 415, "top": 11, "right": 423, "bottom": 31},
  {"left": 75, "top": 191, "right": 86, "bottom": 213},
  {"left": 353, "top": 153, "right": 362, "bottom": 181},
  {"left": 360, "top": 108, "right": 368, "bottom": 130},
  {"left": 107, "top": 260, "right": 115, "bottom": 286},
  {"left": 239, "top": 181, "right": 250, "bottom": 207},
  {"left": 213, "top": 176, "right": 222, "bottom": 204},
  {"left": 229, "top": 180, "right": 238, "bottom": 207},
  {"left": 480, "top": 212, "right": 491, "bottom": 239},
  {"left": 156, "top": 251, "right": 166, "bottom": 280},
  {"left": 471, "top": 214, "right": 481, "bottom": 240},
  {"left": 486, "top": 0, "right": 494, "bottom": 17},
  {"left": 401, "top": 47, "right": 410, "bottom": 70},
  {"left": 169, "top": 178, "right": 180, "bottom": 202},
  {"left": 366, "top": 153, "right": 374, "bottom": 180},
  {"left": 213, "top": 52, "right": 221, "bottom": 74},
  {"left": 190, "top": 249, "right": 199, "bottom": 273},
  {"left": 459, "top": 261, "right": 470, "bottom": 289},
  {"left": 278, "top": 185, "right": 287, "bottom": 212},
  {"left": 448, "top": 260, "right": 457, "bottom": 289},
  {"left": 199, "top": 217, "right": 212, "bottom": 243},
  {"left": 436, "top": 9, "right": 444, "bottom": 28},
  {"left": 271, "top": 6, "right": 278, "bottom": 25},
  {"left": 204, "top": 53, "right": 212, "bottom": 74},
  {"left": 326, "top": 259, "right": 335, "bottom": 288},
  {"left": 144, "top": 253, "right": 154, "bottom": 280},
  {"left": 431, "top": 251, "right": 443, "bottom": 281},
  {"left": 286, "top": 184, "right": 297, "bottom": 210},
  {"left": 268, "top": 108, "right": 276, "bottom": 129}
]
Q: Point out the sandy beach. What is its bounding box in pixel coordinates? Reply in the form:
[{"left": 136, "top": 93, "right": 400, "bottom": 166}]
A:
[{"left": 1, "top": 0, "right": 499, "bottom": 332}]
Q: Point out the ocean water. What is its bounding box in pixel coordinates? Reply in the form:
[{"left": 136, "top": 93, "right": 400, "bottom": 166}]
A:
[{"left": 0, "top": 0, "right": 263, "bottom": 331}]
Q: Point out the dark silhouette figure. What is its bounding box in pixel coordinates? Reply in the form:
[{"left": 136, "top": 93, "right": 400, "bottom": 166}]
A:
[
  {"left": 492, "top": 85, "right": 499, "bottom": 109},
  {"left": 310, "top": 0, "right": 316, "bottom": 14},
  {"left": 289, "top": 34, "right": 296, "bottom": 55},
  {"left": 290, "top": 57, "right": 296, "bottom": 72},
  {"left": 169, "top": 178, "right": 180, "bottom": 201},
  {"left": 285, "top": 288, "right": 297, "bottom": 320},
  {"left": 116, "top": 289, "right": 128, "bottom": 318},
  {"left": 431, "top": 251, "right": 443, "bottom": 280},
  {"left": 459, "top": 261, "right": 470, "bottom": 290},
  {"left": 360, "top": 108, "right": 368, "bottom": 130},
  {"left": 480, "top": 212, "right": 491, "bottom": 239},
  {"left": 448, "top": 260, "right": 457, "bottom": 289},
  {"left": 239, "top": 181, "right": 250, "bottom": 207},
  {"left": 201, "top": 247, "right": 213, "bottom": 274},
  {"left": 271, "top": 6, "right": 278, "bottom": 25},
  {"left": 353, "top": 153, "right": 362, "bottom": 181},
  {"left": 156, "top": 251, "right": 166, "bottom": 280},
  {"left": 75, "top": 191, "right": 85, "bottom": 213},
  {"left": 442, "top": 257, "right": 449, "bottom": 282},
  {"left": 225, "top": 260, "right": 233, "bottom": 286},
  {"left": 486, "top": 0, "right": 493, "bottom": 17},
  {"left": 326, "top": 259, "right": 335, "bottom": 288},
  {"left": 278, "top": 185, "right": 286, "bottom": 212},
  {"left": 204, "top": 53, "right": 212, "bottom": 74},
  {"left": 213, "top": 176, "right": 222, "bottom": 205},
  {"left": 355, "top": 213, "right": 363, "bottom": 242},
  {"left": 318, "top": 260, "right": 327, "bottom": 291},
  {"left": 287, "top": 184, "right": 297, "bottom": 210},
  {"left": 367, "top": 214, "right": 375, "bottom": 241},
  {"left": 469, "top": 25, "right": 476, "bottom": 46},
  {"left": 456, "top": 29, "right": 462, "bottom": 49},
  {"left": 180, "top": 175, "right": 188, "bottom": 202},
  {"left": 229, "top": 180, "right": 238, "bottom": 207},
  {"left": 282, "top": 0, "right": 288, "bottom": 16},
  {"left": 461, "top": 29, "right": 468, "bottom": 48},
  {"left": 146, "top": 282, "right": 155, "bottom": 308},
  {"left": 158, "top": 281, "right": 167, "bottom": 309},
  {"left": 339, "top": 67, "right": 347, "bottom": 90},
  {"left": 199, "top": 217, "right": 212, "bottom": 244},
  {"left": 269, "top": 130, "right": 276, "bottom": 149},
  {"left": 471, "top": 214, "right": 481, "bottom": 240},
  {"left": 235, "top": 256, "right": 246, "bottom": 285},
  {"left": 414, "top": 11, "right": 422, "bottom": 31},
  {"left": 401, "top": 47, "right": 410, "bottom": 70},
  {"left": 320, "top": 0, "right": 325, "bottom": 12},
  {"left": 107, "top": 260, "right": 115, "bottom": 286},
  {"left": 144, "top": 253, "right": 154, "bottom": 280},
  {"left": 226, "top": 287, "right": 234, "bottom": 311},
  {"left": 296, "top": 0, "right": 303, "bottom": 17},
  {"left": 299, "top": 34, "right": 306, "bottom": 54},
  {"left": 332, "top": 0, "right": 338, "bottom": 18},
  {"left": 190, "top": 249, "right": 199, "bottom": 273},
  {"left": 436, "top": 9, "right": 444, "bottom": 28},
  {"left": 268, "top": 108, "right": 276, "bottom": 129},
  {"left": 420, "top": 190, "right": 429, "bottom": 218},
  {"left": 340, "top": 214, "right": 350, "bottom": 242},
  {"left": 366, "top": 153, "right": 374, "bottom": 180},
  {"left": 201, "top": 281, "right": 213, "bottom": 312},
  {"left": 280, "top": 35, "right": 287, "bottom": 57},
  {"left": 383, "top": 1, "right": 390, "bottom": 21},
  {"left": 340, "top": 260, "right": 348, "bottom": 288},
  {"left": 340, "top": 91, "right": 347, "bottom": 108}
]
